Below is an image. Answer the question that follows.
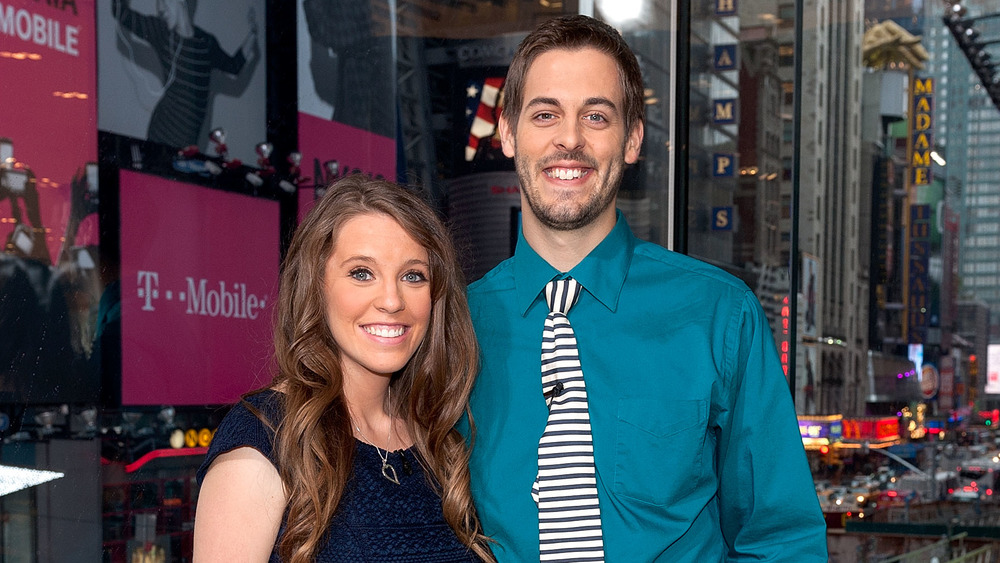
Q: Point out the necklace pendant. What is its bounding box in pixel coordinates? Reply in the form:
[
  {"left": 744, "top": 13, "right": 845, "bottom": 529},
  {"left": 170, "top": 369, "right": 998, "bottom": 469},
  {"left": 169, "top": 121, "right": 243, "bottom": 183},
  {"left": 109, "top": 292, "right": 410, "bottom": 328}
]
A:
[{"left": 381, "top": 461, "right": 400, "bottom": 485}]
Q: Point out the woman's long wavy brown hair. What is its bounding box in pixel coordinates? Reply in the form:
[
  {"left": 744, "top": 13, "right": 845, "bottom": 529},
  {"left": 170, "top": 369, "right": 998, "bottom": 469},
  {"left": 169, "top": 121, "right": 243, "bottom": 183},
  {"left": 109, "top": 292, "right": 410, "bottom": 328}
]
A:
[{"left": 264, "top": 174, "right": 491, "bottom": 562}]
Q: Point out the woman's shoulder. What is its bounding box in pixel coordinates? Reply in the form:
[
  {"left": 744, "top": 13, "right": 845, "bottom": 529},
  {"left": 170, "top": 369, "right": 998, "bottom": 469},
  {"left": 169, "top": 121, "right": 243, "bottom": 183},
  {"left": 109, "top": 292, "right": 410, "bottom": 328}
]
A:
[{"left": 197, "top": 389, "right": 283, "bottom": 483}]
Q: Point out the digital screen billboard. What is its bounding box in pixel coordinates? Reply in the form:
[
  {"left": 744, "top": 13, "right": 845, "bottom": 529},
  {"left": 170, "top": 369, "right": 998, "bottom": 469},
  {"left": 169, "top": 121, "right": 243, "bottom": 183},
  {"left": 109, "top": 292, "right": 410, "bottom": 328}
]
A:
[
  {"left": 97, "top": 0, "right": 267, "bottom": 165},
  {"left": 1, "top": 0, "right": 100, "bottom": 405},
  {"left": 119, "top": 170, "right": 279, "bottom": 405}
]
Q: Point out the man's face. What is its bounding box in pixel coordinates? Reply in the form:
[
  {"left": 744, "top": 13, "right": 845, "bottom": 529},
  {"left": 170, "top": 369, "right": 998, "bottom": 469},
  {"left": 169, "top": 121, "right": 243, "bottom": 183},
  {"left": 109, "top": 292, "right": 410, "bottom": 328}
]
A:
[{"left": 499, "top": 47, "right": 643, "bottom": 232}]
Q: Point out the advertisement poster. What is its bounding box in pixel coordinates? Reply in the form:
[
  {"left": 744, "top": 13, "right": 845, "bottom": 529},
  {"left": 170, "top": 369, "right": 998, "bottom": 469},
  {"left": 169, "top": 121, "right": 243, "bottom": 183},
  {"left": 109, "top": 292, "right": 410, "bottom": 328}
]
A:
[
  {"left": 296, "top": 116, "right": 396, "bottom": 221},
  {"left": 97, "top": 0, "right": 266, "bottom": 165},
  {"left": 119, "top": 171, "right": 279, "bottom": 405},
  {"left": 295, "top": 0, "right": 396, "bottom": 220},
  {"left": 1, "top": 0, "right": 101, "bottom": 404},
  {"left": 797, "top": 343, "right": 818, "bottom": 415},
  {"left": 987, "top": 344, "right": 1000, "bottom": 395},
  {"left": 801, "top": 253, "right": 819, "bottom": 338},
  {"left": 1, "top": 0, "right": 98, "bottom": 262}
]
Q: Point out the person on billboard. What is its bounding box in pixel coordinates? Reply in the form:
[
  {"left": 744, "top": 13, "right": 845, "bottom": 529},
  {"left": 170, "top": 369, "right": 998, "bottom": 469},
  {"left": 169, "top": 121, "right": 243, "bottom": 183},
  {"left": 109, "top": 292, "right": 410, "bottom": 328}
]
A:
[
  {"left": 301, "top": 0, "right": 394, "bottom": 138},
  {"left": 193, "top": 175, "right": 491, "bottom": 562},
  {"left": 464, "top": 15, "right": 828, "bottom": 561},
  {"left": 111, "top": 0, "right": 259, "bottom": 149}
]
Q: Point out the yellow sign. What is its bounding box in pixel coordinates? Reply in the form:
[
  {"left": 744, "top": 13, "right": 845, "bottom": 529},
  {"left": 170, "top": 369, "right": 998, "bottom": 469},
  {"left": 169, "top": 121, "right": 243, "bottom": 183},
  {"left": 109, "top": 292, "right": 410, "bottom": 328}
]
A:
[{"left": 910, "top": 78, "right": 933, "bottom": 186}]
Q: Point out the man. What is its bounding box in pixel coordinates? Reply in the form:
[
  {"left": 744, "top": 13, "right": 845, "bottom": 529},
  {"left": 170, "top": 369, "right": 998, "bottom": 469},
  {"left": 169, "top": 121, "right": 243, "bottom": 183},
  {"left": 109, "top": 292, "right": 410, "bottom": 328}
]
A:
[{"left": 466, "top": 14, "right": 827, "bottom": 562}]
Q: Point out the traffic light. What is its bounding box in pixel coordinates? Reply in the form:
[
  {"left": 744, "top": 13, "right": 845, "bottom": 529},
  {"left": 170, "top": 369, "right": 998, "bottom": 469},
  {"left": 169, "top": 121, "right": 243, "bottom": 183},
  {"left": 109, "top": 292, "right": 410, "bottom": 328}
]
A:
[{"left": 818, "top": 444, "right": 838, "bottom": 467}]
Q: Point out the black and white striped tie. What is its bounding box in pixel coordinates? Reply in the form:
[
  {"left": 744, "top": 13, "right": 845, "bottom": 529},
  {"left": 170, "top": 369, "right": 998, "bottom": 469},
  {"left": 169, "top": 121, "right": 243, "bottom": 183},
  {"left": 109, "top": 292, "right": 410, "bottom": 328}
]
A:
[{"left": 534, "top": 277, "right": 604, "bottom": 562}]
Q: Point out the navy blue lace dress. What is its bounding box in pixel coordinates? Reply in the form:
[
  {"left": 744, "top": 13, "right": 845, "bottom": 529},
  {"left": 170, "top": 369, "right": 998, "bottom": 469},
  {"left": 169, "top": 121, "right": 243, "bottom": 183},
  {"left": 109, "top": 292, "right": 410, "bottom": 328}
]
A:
[{"left": 198, "top": 390, "right": 481, "bottom": 562}]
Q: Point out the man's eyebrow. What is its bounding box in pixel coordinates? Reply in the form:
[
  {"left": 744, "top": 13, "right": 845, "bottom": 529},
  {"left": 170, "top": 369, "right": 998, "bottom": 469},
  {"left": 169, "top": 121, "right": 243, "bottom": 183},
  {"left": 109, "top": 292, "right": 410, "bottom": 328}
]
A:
[
  {"left": 525, "top": 96, "right": 561, "bottom": 109},
  {"left": 524, "top": 96, "right": 619, "bottom": 113},
  {"left": 584, "top": 97, "right": 619, "bottom": 112}
]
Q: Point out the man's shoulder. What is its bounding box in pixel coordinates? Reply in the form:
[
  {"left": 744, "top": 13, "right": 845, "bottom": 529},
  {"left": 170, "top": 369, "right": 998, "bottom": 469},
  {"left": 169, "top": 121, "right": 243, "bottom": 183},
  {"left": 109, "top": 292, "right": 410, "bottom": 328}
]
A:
[
  {"left": 468, "top": 257, "right": 516, "bottom": 297},
  {"left": 631, "top": 239, "right": 751, "bottom": 295}
]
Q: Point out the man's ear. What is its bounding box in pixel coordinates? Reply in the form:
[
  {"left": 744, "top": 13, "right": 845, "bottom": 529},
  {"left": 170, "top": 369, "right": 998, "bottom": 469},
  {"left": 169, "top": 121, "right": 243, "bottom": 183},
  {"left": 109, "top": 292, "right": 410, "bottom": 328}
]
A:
[
  {"left": 624, "top": 122, "right": 644, "bottom": 164},
  {"left": 498, "top": 113, "right": 516, "bottom": 158}
]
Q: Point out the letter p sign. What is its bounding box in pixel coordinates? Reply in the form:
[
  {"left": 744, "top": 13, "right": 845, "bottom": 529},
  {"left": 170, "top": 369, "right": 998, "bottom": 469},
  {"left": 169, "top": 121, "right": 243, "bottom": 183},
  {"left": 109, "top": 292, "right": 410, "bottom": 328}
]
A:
[{"left": 713, "top": 153, "right": 735, "bottom": 177}]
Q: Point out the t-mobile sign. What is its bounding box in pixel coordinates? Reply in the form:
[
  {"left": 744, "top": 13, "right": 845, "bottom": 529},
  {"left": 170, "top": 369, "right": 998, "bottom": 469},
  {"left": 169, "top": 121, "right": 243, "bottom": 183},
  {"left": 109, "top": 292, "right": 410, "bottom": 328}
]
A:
[{"left": 119, "top": 171, "right": 279, "bottom": 405}]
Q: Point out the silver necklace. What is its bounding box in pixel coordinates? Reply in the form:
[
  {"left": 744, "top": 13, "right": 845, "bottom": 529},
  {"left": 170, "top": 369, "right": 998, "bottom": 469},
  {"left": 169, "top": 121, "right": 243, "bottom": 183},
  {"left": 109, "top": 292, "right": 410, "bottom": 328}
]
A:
[{"left": 349, "top": 388, "right": 400, "bottom": 485}]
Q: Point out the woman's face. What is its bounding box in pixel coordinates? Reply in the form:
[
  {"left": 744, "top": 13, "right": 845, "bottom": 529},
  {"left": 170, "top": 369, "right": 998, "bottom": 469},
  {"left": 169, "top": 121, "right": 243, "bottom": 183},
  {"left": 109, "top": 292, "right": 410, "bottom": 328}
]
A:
[
  {"left": 157, "top": 0, "right": 187, "bottom": 31},
  {"left": 323, "top": 213, "right": 432, "bottom": 383}
]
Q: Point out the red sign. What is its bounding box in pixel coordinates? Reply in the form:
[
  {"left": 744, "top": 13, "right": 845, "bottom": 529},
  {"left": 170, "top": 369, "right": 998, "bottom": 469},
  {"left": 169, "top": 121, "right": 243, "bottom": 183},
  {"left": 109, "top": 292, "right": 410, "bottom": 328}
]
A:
[{"left": 842, "top": 417, "right": 900, "bottom": 442}]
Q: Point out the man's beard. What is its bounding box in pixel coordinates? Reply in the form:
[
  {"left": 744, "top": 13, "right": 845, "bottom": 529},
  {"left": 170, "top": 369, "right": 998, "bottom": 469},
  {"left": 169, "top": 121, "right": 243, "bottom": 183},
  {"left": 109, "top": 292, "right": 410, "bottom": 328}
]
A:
[{"left": 514, "top": 149, "right": 623, "bottom": 232}]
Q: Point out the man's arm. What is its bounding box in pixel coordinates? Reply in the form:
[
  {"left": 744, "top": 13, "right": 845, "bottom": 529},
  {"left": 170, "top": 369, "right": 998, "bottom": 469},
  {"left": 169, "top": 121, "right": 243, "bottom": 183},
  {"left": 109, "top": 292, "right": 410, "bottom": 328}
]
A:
[{"left": 716, "top": 291, "right": 828, "bottom": 561}]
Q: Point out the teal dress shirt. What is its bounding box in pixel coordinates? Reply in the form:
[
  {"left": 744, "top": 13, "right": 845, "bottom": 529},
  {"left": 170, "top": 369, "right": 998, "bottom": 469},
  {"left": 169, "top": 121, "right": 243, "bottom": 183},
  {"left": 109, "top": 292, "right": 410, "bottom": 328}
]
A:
[{"left": 466, "top": 212, "right": 827, "bottom": 562}]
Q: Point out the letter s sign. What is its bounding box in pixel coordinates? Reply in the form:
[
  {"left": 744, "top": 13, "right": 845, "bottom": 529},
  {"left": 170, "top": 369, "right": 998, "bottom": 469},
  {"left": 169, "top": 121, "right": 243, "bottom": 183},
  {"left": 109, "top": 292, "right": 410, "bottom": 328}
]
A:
[{"left": 711, "top": 207, "right": 733, "bottom": 231}]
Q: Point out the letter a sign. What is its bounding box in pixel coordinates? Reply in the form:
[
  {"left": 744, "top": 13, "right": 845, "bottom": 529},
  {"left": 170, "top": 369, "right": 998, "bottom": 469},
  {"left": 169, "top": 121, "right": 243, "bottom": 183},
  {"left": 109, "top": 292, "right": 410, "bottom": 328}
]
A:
[{"left": 715, "top": 45, "right": 737, "bottom": 71}]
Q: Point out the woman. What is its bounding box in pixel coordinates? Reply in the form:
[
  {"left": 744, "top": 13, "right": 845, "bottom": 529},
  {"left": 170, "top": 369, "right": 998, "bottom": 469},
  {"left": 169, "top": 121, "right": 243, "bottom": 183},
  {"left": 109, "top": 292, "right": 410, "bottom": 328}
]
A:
[
  {"left": 112, "top": 0, "right": 259, "bottom": 149},
  {"left": 194, "top": 175, "right": 491, "bottom": 562}
]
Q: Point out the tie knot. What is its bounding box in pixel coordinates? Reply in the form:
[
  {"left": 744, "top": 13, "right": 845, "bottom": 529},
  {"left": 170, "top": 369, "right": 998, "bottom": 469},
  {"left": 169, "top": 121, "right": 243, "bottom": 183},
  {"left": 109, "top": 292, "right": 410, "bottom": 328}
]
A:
[{"left": 544, "top": 277, "right": 582, "bottom": 315}]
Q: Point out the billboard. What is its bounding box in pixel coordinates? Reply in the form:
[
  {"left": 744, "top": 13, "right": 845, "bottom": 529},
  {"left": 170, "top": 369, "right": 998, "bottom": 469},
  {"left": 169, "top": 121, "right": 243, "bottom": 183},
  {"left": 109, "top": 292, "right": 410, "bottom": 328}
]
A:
[
  {"left": 119, "top": 171, "right": 279, "bottom": 405},
  {"left": 97, "top": 0, "right": 266, "bottom": 165},
  {"left": 1, "top": 0, "right": 99, "bottom": 263},
  {"left": 295, "top": 0, "right": 396, "bottom": 218},
  {"left": 1, "top": 0, "right": 101, "bottom": 404},
  {"left": 987, "top": 344, "right": 1000, "bottom": 396}
]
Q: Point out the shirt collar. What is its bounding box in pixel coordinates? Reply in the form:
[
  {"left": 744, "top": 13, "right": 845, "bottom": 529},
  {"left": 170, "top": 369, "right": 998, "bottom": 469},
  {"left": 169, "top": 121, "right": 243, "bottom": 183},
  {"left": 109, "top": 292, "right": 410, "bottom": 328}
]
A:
[{"left": 513, "top": 210, "right": 635, "bottom": 316}]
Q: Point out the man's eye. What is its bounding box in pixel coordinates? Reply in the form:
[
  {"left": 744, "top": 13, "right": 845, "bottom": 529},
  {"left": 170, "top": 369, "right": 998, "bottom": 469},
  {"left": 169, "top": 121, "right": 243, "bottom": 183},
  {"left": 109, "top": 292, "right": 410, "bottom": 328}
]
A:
[{"left": 584, "top": 113, "right": 607, "bottom": 123}]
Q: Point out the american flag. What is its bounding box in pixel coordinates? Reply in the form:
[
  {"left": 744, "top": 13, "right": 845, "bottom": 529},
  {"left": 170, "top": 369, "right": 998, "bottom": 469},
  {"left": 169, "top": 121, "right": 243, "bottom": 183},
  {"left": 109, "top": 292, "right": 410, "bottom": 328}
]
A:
[{"left": 465, "top": 77, "right": 504, "bottom": 161}]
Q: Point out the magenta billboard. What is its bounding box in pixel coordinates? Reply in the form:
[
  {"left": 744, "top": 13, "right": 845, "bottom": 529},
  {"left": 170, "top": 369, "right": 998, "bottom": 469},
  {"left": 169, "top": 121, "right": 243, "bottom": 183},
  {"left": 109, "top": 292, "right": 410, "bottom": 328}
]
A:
[
  {"left": 119, "top": 170, "right": 279, "bottom": 405},
  {"left": 1, "top": 0, "right": 99, "bottom": 263}
]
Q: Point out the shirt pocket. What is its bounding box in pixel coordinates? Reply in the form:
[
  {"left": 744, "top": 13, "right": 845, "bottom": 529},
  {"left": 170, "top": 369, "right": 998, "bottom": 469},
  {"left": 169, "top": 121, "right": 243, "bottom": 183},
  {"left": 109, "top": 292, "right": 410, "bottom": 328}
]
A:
[{"left": 613, "top": 398, "right": 708, "bottom": 506}]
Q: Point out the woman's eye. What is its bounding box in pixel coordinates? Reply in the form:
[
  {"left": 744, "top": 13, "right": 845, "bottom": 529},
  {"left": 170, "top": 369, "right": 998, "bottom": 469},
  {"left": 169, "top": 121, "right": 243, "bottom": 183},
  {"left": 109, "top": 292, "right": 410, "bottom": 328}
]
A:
[
  {"left": 349, "top": 268, "right": 374, "bottom": 281},
  {"left": 402, "top": 271, "right": 428, "bottom": 283}
]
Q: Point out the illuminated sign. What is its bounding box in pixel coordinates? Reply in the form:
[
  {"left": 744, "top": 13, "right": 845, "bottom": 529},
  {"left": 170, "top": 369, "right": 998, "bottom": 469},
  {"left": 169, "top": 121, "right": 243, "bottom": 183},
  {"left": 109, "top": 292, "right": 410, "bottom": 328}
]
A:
[
  {"left": 715, "top": 0, "right": 737, "bottom": 16},
  {"left": 713, "top": 153, "right": 735, "bottom": 177},
  {"left": 842, "top": 417, "right": 900, "bottom": 442},
  {"left": 798, "top": 416, "right": 843, "bottom": 441},
  {"left": 712, "top": 98, "right": 737, "bottom": 124},
  {"left": 910, "top": 77, "right": 933, "bottom": 186},
  {"left": 714, "top": 45, "right": 737, "bottom": 70},
  {"left": 921, "top": 363, "right": 939, "bottom": 400},
  {"left": 711, "top": 207, "right": 733, "bottom": 231},
  {"left": 907, "top": 205, "right": 931, "bottom": 344},
  {"left": 987, "top": 345, "right": 1000, "bottom": 395},
  {"left": 781, "top": 295, "right": 790, "bottom": 376}
]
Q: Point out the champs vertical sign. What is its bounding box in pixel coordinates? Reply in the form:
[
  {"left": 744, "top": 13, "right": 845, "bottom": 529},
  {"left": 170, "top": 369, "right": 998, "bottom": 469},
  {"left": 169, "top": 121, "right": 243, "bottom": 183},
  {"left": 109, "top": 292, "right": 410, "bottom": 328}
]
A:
[{"left": 910, "top": 77, "right": 933, "bottom": 186}]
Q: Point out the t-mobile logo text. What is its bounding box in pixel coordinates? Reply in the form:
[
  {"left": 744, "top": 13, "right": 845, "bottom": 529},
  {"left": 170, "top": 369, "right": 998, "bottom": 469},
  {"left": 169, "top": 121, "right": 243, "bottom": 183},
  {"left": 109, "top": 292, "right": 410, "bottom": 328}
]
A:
[{"left": 136, "top": 271, "right": 268, "bottom": 319}]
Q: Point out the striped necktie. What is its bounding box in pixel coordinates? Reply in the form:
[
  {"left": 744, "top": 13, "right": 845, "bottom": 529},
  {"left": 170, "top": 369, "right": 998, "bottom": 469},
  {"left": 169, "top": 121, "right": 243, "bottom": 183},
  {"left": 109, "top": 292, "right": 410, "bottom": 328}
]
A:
[{"left": 533, "top": 277, "right": 605, "bottom": 561}]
